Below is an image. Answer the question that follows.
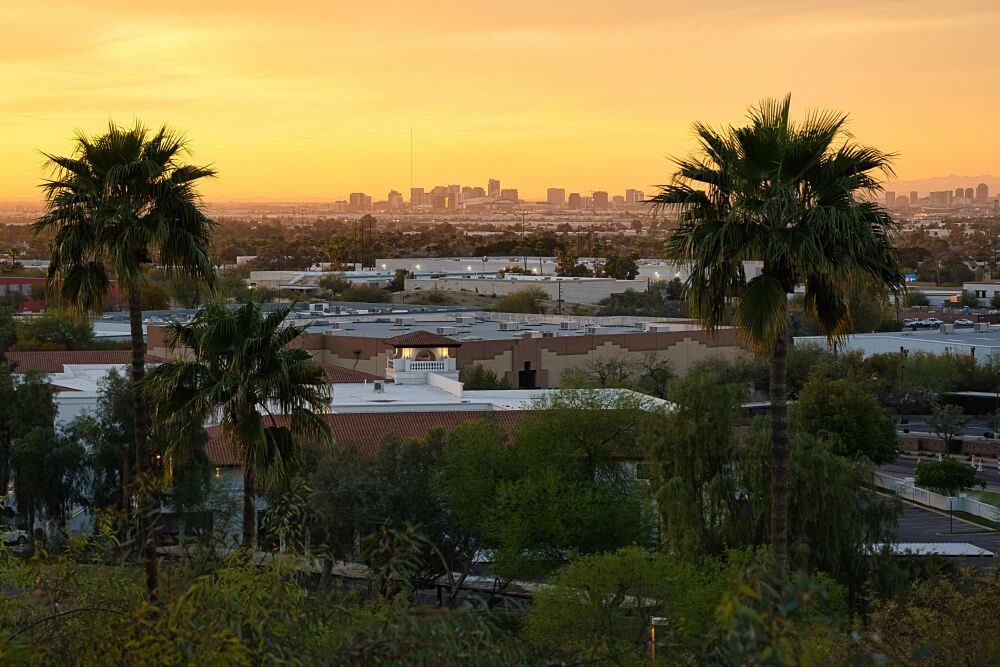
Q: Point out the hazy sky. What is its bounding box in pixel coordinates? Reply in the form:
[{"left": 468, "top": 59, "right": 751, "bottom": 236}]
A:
[{"left": 2, "top": 0, "right": 998, "bottom": 200}]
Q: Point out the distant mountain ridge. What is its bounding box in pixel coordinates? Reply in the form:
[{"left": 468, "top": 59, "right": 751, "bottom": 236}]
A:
[{"left": 884, "top": 175, "right": 1000, "bottom": 195}]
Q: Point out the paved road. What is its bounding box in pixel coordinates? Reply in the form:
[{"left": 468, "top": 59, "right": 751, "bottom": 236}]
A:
[
  {"left": 897, "top": 415, "right": 994, "bottom": 437},
  {"left": 895, "top": 503, "right": 1000, "bottom": 563},
  {"left": 883, "top": 456, "right": 1000, "bottom": 489}
]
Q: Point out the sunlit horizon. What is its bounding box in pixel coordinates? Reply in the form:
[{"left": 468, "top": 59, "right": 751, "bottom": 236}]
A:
[{"left": 2, "top": 0, "right": 999, "bottom": 201}]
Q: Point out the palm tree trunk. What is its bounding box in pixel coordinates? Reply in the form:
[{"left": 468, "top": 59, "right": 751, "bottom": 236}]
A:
[
  {"left": 129, "top": 291, "right": 158, "bottom": 601},
  {"left": 769, "top": 327, "right": 790, "bottom": 567},
  {"left": 243, "top": 466, "right": 256, "bottom": 549}
]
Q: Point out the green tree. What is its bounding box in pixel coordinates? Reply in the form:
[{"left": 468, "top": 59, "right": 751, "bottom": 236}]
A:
[
  {"left": 458, "top": 363, "right": 511, "bottom": 389},
  {"left": 490, "top": 390, "right": 654, "bottom": 578},
  {"left": 167, "top": 274, "right": 205, "bottom": 309},
  {"left": 906, "top": 290, "right": 930, "bottom": 307},
  {"left": 387, "top": 268, "right": 411, "bottom": 292},
  {"left": 650, "top": 371, "right": 749, "bottom": 558},
  {"left": 437, "top": 419, "right": 517, "bottom": 605},
  {"left": 926, "top": 403, "right": 969, "bottom": 454},
  {"left": 10, "top": 425, "right": 87, "bottom": 531},
  {"left": 792, "top": 374, "right": 898, "bottom": 464},
  {"left": 14, "top": 311, "right": 94, "bottom": 350},
  {"left": 0, "top": 369, "right": 57, "bottom": 504},
  {"left": 317, "top": 273, "right": 350, "bottom": 297},
  {"left": 650, "top": 96, "right": 904, "bottom": 563},
  {"left": 0, "top": 300, "right": 17, "bottom": 360},
  {"left": 554, "top": 247, "right": 591, "bottom": 277},
  {"left": 145, "top": 302, "right": 332, "bottom": 547},
  {"left": 957, "top": 290, "right": 981, "bottom": 308},
  {"left": 34, "top": 121, "right": 217, "bottom": 600},
  {"left": 338, "top": 284, "right": 391, "bottom": 303},
  {"left": 497, "top": 286, "right": 547, "bottom": 314},
  {"left": 991, "top": 292, "right": 1000, "bottom": 309},
  {"left": 915, "top": 457, "right": 983, "bottom": 496},
  {"left": 598, "top": 253, "right": 638, "bottom": 279}
]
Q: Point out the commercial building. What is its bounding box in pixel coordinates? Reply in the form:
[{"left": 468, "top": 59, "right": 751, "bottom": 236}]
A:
[
  {"left": 348, "top": 193, "right": 371, "bottom": 210},
  {"left": 795, "top": 325, "right": 1000, "bottom": 365},
  {"left": 547, "top": 188, "right": 566, "bottom": 207},
  {"left": 567, "top": 192, "right": 583, "bottom": 209},
  {"left": 488, "top": 179, "right": 501, "bottom": 199},
  {"left": 592, "top": 191, "right": 609, "bottom": 209},
  {"left": 149, "top": 313, "right": 744, "bottom": 390},
  {"left": 499, "top": 188, "right": 519, "bottom": 203}
]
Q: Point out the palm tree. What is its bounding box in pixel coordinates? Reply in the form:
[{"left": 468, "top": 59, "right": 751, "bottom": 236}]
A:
[
  {"left": 34, "top": 122, "right": 216, "bottom": 599},
  {"left": 650, "top": 96, "right": 904, "bottom": 565},
  {"left": 144, "top": 302, "right": 332, "bottom": 547}
]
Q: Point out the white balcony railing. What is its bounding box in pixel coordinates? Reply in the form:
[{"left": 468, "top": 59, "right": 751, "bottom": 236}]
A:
[{"left": 407, "top": 360, "right": 447, "bottom": 371}]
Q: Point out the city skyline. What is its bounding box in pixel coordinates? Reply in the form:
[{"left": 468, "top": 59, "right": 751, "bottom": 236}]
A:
[{"left": 2, "top": 1, "right": 1000, "bottom": 200}]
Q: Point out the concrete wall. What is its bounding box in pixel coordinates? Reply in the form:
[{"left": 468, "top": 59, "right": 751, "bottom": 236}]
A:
[{"left": 404, "top": 277, "right": 649, "bottom": 304}]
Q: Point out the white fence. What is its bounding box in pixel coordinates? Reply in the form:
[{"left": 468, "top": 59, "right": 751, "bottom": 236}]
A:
[{"left": 875, "top": 472, "right": 1000, "bottom": 523}]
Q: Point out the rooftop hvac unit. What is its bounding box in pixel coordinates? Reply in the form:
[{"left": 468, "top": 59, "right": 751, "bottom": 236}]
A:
[
  {"left": 559, "top": 321, "right": 578, "bottom": 330},
  {"left": 940, "top": 323, "right": 955, "bottom": 334},
  {"left": 499, "top": 322, "right": 519, "bottom": 331},
  {"left": 455, "top": 315, "right": 474, "bottom": 325},
  {"left": 541, "top": 331, "right": 555, "bottom": 338},
  {"left": 644, "top": 323, "right": 672, "bottom": 333},
  {"left": 394, "top": 317, "right": 407, "bottom": 326},
  {"left": 585, "top": 325, "right": 600, "bottom": 335},
  {"left": 373, "top": 380, "right": 384, "bottom": 393},
  {"left": 436, "top": 326, "right": 457, "bottom": 335},
  {"left": 327, "top": 322, "right": 342, "bottom": 330},
  {"left": 975, "top": 322, "right": 990, "bottom": 333}
]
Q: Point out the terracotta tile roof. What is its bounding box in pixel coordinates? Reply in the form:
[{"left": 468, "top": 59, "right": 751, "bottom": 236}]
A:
[
  {"left": 204, "top": 410, "right": 524, "bottom": 466},
  {"left": 6, "top": 350, "right": 167, "bottom": 374},
  {"left": 319, "top": 364, "right": 383, "bottom": 384},
  {"left": 383, "top": 330, "right": 462, "bottom": 348}
]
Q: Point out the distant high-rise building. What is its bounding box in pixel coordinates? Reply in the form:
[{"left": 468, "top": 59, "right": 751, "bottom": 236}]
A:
[
  {"left": 955, "top": 187, "right": 964, "bottom": 199},
  {"left": 582, "top": 196, "right": 593, "bottom": 209},
  {"left": 625, "top": 189, "right": 645, "bottom": 205},
  {"left": 547, "top": 188, "right": 566, "bottom": 207},
  {"left": 349, "top": 193, "right": 371, "bottom": 210},
  {"left": 885, "top": 191, "right": 896, "bottom": 207},
  {"left": 592, "top": 191, "right": 609, "bottom": 209},
  {"left": 612, "top": 195, "right": 625, "bottom": 206},
  {"left": 499, "top": 188, "right": 519, "bottom": 203},
  {"left": 965, "top": 187, "right": 975, "bottom": 200},
  {"left": 388, "top": 190, "right": 404, "bottom": 208},
  {"left": 488, "top": 179, "right": 501, "bottom": 199},
  {"left": 468, "top": 186, "right": 485, "bottom": 198},
  {"left": 448, "top": 184, "right": 461, "bottom": 202},
  {"left": 977, "top": 183, "right": 989, "bottom": 203},
  {"left": 910, "top": 191, "right": 918, "bottom": 205},
  {"left": 930, "top": 191, "right": 952, "bottom": 206},
  {"left": 410, "top": 187, "right": 424, "bottom": 206},
  {"left": 567, "top": 192, "right": 583, "bottom": 209}
]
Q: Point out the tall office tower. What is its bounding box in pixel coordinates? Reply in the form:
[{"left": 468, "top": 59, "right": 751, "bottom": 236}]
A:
[
  {"left": 547, "top": 187, "right": 566, "bottom": 206},
  {"left": 488, "top": 179, "right": 501, "bottom": 199},
  {"left": 955, "top": 187, "right": 964, "bottom": 199},
  {"left": 349, "top": 193, "right": 371, "bottom": 210},
  {"left": 410, "top": 187, "right": 424, "bottom": 206},
  {"left": 499, "top": 188, "right": 519, "bottom": 202},
  {"left": 634, "top": 190, "right": 644, "bottom": 204},
  {"left": 965, "top": 187, "right": 975, "bottom": 200},
  {"left": 885, "top": 191, "right": 896, "bottom": 207},
  {"left": 612, "top": 195, "right": 625, "bottom": 206},
  {"left": 567, "top": 192, "right": 583, "bottom": 209},
  {"left": 388, "top": 190, "right": 404, "bottom": 208},
  {"left": 461, "top": 186, "right": 475, "bottom": 199},
  {"left": 910, "top": 191, "right": 918, "bottom": 205},
  {"left": 625, "top": 188, "right": 639, "bottom": 205},
  {"left": 977, "top": 183, "right": 990, "bottom": 203},
  {"left": 592, "top": 191, "right": 609, "bottom": 209},
  {"left": 582, "top": 196, "right": 593, "bottom": 209},
  {"left": 448, "top": 184, "right": 461, "bottom": 201},
  {"left": 468, "top": 186, "right": 485, "bottom": 198}
]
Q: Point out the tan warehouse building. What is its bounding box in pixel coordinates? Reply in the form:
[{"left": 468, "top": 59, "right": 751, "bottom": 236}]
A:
[{"left": 150, "top": 312, "right": 743, "bottom": 389}]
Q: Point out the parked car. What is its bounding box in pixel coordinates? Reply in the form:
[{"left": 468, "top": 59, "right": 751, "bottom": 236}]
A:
[
  {"left": 923, "top": 318, "right": 943, "bottom": 327},
  {"left": 954, "top": 319, "right": 974, "bottom": 327},
  {"left": 902, "top": 318, "right": 919, "bottom": 327},
  {"left": 1, "top": 528, "right": 28, "bottom": 545}
]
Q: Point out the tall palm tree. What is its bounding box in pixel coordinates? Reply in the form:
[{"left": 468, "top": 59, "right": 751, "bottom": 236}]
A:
[
  {"left": 34, "top": 122, "right": 216, "bottom": 599},
  {"left": 650, "top": 96, "right": 904, "bottom": 565},
  {"left": 144, "top": 302, "right": 332, "bottom": 547}
]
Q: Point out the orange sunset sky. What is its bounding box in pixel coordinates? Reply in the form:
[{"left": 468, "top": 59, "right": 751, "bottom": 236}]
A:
[{"left": 1, "top": 0, "right": 998, "bottom": 201}]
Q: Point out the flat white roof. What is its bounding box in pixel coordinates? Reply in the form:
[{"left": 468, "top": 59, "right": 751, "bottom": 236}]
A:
[{"left": 874, "top": 543, "right": 994, "bottom": 557}]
